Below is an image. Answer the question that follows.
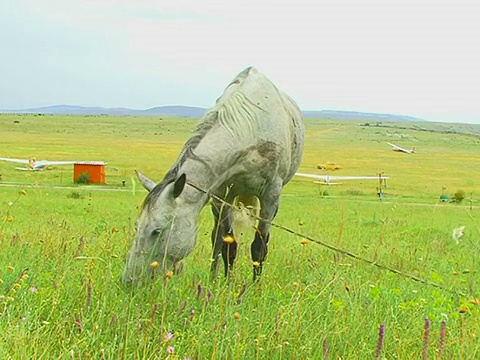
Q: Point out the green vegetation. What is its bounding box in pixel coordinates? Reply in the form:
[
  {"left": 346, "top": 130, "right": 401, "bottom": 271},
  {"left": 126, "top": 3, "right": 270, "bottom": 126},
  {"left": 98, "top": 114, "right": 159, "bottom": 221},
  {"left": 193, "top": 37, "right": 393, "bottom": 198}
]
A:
[
  {"left": 454, "top": 189, "right": 466, "bottom": 204},
  {"left": 1, "top": 114, "right": 479, "bottom": 359},
  {"left": 76, "top": 172, "right": 91, "bottom": 184}
]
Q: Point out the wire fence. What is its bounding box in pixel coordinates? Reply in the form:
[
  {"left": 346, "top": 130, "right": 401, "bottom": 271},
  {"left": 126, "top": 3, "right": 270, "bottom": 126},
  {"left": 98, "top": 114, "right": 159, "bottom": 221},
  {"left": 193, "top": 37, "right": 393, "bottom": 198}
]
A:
[{"left": 187, "top": 180, "right": 468, "bottom": 298}]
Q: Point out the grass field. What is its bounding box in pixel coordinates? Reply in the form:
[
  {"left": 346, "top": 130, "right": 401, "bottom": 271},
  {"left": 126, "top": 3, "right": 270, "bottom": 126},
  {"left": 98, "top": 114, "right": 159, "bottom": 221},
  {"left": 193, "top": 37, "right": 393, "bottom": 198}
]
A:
[{"left": 1, "top": 114, "right": 479, "bottom": 359}]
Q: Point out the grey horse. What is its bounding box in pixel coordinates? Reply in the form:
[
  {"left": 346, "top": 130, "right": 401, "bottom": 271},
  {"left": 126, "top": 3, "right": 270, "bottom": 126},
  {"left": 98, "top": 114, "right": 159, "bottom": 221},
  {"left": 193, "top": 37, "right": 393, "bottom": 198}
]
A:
[{"left": 122, "top": 66, "right": 304, "bottom": 283}]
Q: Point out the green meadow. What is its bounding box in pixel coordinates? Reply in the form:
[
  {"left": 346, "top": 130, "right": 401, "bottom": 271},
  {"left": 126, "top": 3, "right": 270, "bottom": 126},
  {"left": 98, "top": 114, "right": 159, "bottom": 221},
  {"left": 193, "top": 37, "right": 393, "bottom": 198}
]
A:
[{"left": 0, "top": 114, "right": 479, "bottom": 359}]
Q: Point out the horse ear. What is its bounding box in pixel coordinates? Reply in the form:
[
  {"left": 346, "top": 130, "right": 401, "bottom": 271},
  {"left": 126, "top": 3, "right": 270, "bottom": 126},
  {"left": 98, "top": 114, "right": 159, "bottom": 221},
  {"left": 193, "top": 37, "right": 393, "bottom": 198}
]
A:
[
  {"left": 135, "top": 169, "right": 156, "bottom": 191},
  {"left": 173, "top": 174, "right": 186, "bottom": 198}
]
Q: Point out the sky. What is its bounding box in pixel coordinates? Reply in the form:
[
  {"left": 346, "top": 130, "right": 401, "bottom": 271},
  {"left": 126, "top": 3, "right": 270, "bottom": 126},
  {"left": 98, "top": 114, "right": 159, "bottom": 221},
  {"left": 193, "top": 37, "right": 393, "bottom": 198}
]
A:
[{"left": 1, "top": 0, "right": 479, "bottom": 124}]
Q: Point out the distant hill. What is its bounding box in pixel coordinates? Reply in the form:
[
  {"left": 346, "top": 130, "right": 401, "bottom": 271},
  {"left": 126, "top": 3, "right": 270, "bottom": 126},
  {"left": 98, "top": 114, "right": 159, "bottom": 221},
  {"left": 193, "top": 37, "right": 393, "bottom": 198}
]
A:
[
  {"left": 302, "top": 110, "right": 425, "bottom": 122},
  {"left": 0, "top": 105, "right": 207, "bottom": 117},
  {"left": 1, "top": 105, "right": 424, "bottom": 122}
]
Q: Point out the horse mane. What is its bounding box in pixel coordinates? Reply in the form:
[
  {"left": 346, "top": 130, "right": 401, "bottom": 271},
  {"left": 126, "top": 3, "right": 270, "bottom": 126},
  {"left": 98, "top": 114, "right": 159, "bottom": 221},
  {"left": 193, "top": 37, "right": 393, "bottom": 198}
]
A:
[
  {"left": 216, "top": 91, "right": 260, "bottom": 141},
  {"left": 142, "top": 110, "right": 219, "bottom": 208},
  {"left": 143, "top": 68, "right": 295, "bottom": 208}
]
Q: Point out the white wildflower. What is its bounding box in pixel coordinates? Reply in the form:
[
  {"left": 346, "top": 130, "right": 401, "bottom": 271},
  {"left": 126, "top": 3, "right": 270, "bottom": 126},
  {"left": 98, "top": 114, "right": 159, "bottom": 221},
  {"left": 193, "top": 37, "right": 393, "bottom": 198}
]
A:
[{"left": 452, "top": 226, "right": 466, "bottom": 244}]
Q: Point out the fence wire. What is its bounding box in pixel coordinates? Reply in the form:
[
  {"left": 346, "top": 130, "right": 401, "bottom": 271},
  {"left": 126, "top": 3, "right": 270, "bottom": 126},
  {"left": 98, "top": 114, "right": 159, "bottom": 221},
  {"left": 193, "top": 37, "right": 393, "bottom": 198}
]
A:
[{"left": 187, "top": 180, "right": 468, "bottom": 298}]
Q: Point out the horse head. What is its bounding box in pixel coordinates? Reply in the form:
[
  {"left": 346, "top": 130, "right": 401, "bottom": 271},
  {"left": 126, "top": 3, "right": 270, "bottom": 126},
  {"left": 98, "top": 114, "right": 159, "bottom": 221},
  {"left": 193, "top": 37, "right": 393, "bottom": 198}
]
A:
[{"left": 122, "top": 170, "right": 198, "bottom": 284}]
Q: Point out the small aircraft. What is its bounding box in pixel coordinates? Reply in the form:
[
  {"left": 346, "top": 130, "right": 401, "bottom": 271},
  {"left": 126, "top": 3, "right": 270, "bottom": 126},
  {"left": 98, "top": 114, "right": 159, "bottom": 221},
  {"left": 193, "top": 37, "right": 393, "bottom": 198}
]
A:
[
  {"left": 387, "top": 142, "right": 415, "bottom": 154},
  {"left": 0, "top": 157, "right": 77, "bottom": 171},
  {"left": 295, "top": 172, "right": 390, "bottom": 185}
]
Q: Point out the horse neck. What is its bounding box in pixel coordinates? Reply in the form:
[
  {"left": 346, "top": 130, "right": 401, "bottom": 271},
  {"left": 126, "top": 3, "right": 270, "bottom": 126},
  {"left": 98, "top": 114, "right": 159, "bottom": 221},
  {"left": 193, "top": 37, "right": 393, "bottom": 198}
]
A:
[{"left": 178, "top": 157, "right": 216, "bottom": 211}]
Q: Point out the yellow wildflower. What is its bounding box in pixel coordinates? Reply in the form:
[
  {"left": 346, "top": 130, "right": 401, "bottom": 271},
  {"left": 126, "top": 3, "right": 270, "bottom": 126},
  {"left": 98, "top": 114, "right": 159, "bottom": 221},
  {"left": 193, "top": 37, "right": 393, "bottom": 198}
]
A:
[
  {"left": 150, "top": 261, "right": 160, "bottom": 269},
  {"left": 7, "top": 215, "right": 13, "bottom": 222},
  {"left": 234, "top": 312, "right": 241, "bottom": 320},
  {"left": 223, "top": 235, "right": 235, "bottom": 244},
  {"left": 253, "top": 261, "right": 261, "bottom": 268},
  {"left": 300, "top": 239, "right": 308, "bottom": 245},
  {"left": 20, "top": 189, "right": 27, "bottom": 196},
  {"left": 165, "top": 271, "right": 173, "bottom": 278}
]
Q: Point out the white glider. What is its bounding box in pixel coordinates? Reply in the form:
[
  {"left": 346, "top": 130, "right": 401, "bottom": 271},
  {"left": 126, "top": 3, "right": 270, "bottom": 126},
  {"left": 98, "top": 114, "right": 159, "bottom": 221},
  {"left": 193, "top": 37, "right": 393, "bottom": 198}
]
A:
[{"left": 0, "top": 157, "right": 77, "bottom": 171}]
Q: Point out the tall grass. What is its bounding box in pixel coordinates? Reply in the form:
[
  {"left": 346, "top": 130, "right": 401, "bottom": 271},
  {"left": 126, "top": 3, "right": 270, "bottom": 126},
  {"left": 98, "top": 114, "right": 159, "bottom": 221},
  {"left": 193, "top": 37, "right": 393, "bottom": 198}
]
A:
[{"left": 1, "top": 114, "right": 479, "bottom": 358}]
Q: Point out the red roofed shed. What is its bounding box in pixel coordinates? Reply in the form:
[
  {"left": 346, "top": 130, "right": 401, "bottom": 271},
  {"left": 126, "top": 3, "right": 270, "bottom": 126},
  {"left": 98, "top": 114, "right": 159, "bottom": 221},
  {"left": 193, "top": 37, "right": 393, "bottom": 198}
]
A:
[{"left": 74, "top": 162, "right": 106, "bottom": 184}]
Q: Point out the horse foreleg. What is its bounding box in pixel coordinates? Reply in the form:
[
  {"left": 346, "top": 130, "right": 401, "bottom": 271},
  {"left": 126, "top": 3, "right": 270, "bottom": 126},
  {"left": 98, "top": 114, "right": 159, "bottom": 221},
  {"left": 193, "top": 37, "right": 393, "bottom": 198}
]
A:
[
  {"left": 222, "top": 236, "right": 238, "bottom": 277},
  {"left": 210, "top": 200, "right": 233, "bottom": 279},
  {"left": 251, "top": 187, "right": 280, "bottom": 281}
]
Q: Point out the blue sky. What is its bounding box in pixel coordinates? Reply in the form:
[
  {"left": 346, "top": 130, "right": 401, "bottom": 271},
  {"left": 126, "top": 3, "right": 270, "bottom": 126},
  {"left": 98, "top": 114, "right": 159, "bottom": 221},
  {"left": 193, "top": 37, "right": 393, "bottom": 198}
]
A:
[{"left": 1, "top": 0, "right": 479, "bottom": 124}]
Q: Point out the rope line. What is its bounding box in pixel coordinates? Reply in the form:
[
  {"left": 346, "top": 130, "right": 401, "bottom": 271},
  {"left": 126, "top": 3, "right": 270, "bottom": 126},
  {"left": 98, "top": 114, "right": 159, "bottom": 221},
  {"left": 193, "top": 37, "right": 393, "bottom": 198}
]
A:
[{"left": 187, "top": 181, "right": 467, "bottom": 297}]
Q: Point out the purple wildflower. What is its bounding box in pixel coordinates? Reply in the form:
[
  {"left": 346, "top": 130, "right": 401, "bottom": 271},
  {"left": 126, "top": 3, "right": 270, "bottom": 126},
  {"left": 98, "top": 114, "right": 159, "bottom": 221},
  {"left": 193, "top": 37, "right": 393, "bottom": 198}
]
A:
[
  {"left": 164, "top": 332, "right": 174, "bottom": 342},
  {"left": 206, "top": 290, "right": 213, "bottom": 305},
  {"left": 197, "top": 284, "right": 204, "bottom": 299},
  {"left": 375, "top": 323, "right": 386, "bottom": 360},
  {"left": 438, "top": 321, "right": 447, "bottom": 358},
  {"left": 30, "top": 286, "right": 38, "bottom": 293},
  {"left": 423, "top": 317, "right": 431, "bottom": 360},
  {"left": 167, "top": 346, "right": 175, "bottom": 355}
]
